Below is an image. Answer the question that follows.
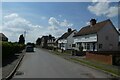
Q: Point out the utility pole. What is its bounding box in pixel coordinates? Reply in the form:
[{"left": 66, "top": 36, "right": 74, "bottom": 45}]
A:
[
  {"left": 24, "top": 31, "right": 26, "bottom": 43},
  {"left": 118, "top": 2, "right": 120, "bottom": 39}
]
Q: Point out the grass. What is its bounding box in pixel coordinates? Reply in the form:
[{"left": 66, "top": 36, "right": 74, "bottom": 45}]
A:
[
  {"left": 70, "top": 58, "right": 120, "bottom": 77},
  {"left": 51, "top": 50, "right": 120, "bottom": 77}
]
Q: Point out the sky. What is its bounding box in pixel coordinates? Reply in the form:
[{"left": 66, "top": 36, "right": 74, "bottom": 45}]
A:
[{"left": 1, "top": 1, "right": 119, "bottom": 43}]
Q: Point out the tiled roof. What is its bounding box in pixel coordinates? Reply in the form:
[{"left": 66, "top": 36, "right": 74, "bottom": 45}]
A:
[
  {"left": 74, "top": 19, "right": 115, "bottom": 37},
  {"left": 59, "top": 30, "right": 75, "bottom": 39}
]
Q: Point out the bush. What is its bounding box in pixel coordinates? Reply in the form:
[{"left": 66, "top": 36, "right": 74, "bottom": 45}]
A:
[
  {"left": 2, "top": 41, "right": 25, "bottom": 58},
  {"left": 72, "top": 49, "right": 86, "bottom": 56},
  {"left": 47, "top": 46, "right": 54, "bottom": 50}
]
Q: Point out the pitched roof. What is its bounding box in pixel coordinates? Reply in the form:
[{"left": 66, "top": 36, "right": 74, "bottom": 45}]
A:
[
  {"left": 59, "top": 30, "right": 75, "bottom": 39},
  {"left": 74, "top": 19, "right": 115, "bottom": 37},
  {"left": 41, "top": 35, "right": 55, "bottom": 40},
  {"left": 0, "top": 33, "right": 8, "bottom": 38}
]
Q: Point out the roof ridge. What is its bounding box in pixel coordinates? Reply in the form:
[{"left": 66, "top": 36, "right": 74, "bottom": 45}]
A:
[
  {"left": 74, "top": 19, "right": 111, "bottom": 37},
  {"left": 59, "top": 29, "right": 75, "bottom": 39}
]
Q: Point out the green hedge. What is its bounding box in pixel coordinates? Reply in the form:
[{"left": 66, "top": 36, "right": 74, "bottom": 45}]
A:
[
  {"left": 47, "top": 46, "right": 54, "bottom": 50},
  {"left": 2, "top": 41, "right": 25, "bottom": 58}
]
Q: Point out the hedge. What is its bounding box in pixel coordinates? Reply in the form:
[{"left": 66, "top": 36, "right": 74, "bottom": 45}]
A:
[
  {"left": 1, "top": 41, "right": 25, "bottom": 58},
  {"left": 47, "top": 46, "right": 54, "bottom": 50}
]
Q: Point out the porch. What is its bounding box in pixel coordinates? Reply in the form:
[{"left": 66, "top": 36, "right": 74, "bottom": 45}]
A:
[
  {"left": 75, "top": 42, "right": 97, "bottom": 51},
  {"left": 58, "top": 43, "right": 67, "bottom": 50}
]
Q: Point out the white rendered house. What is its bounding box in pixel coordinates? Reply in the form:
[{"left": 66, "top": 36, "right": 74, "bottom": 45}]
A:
[
  {"left": 73, "top": 19, "right": 119, "bottom": 51},
  {"left": 58, "top": 28, "right": 76, "bottom": 50}
]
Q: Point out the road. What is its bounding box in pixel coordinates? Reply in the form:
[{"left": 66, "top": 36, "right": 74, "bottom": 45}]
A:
[{"left": 13, "top": 48, "right": 112, "bottom": 78}]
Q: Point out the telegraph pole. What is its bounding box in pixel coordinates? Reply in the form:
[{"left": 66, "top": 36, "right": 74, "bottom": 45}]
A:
[{"left": 24, "top": 31, "right": 26, "bottom": 43}]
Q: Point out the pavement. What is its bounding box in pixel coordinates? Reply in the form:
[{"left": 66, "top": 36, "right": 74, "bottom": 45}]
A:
[
  {"left": 0, "top": 68, "right": 2, "bottom": 80},
  {"left": 2, "top": 50, "right": 25, "bottom": 80},
  {"left": 13, "top": 48, "right": 113, "bottom": 78}
]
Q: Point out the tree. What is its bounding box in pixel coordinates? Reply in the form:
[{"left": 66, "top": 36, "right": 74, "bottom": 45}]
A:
[
  {"left": 18, "top": 34, "right": 25, "bottom": 44},
  {"left": 36, "top": 38, "right": 41, "bottom": 45}
]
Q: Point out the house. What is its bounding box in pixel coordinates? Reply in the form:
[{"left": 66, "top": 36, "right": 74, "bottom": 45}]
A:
[
  {"left": 73, "top": 19, "right": 119, "bottom": 51},
  {"left": 41, "top": 36, "right": 49, "bottom": 48},
  {"left": 118, "top": 32, "right": 120, "bottom": 51},
  {"left": 58, "top": 28, "right": 76, "bottom": 50},
  {"left": 47, "top": 35, "right": 55, "bottom": 48},
  {"left": 0, "top": 33, "right": 8, "bottom": 41},
  {"left": 41, "top": 35, "right": 55, "bottom": 48},
  {"left": 53, "top": 38, "right": 59, "bottom": 49}
]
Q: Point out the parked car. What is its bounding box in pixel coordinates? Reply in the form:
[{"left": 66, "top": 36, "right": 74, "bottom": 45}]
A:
[{"left": 26, "top": 45, "right": 34, "bottom": 52}]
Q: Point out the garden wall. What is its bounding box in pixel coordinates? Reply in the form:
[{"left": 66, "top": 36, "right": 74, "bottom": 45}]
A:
[{"left": 86, "top": 52, "right": 113, "bottom": 65}]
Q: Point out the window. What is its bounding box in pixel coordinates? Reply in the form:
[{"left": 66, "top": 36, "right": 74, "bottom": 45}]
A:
[
  {"left": 99, "top": 44, "right": 102, "bottom": 49},
  {"left": 76, "top": 42, "right": 82, "bottom": 48},
  {"left": 72, "top": 44, "right": 76, "bottom": 47},
  {"left": 62, "top": 44, "right": 65, "bottom": 47},
  {"left": 85, "top": 36, "right": 89, "bottom": 39},
  {"left": 87, "top": 43, "right": 90, "bottom": 50},
  {"left": 118, "top": 42, "right": 120, "bottom": 46},
  {"left": 84, "top": 43, "right": 87, "bottom": 49}
]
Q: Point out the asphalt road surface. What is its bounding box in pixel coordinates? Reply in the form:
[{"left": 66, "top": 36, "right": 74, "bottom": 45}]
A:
[{"left": 13, "top": 48, "right": 112, "bottom": 78}]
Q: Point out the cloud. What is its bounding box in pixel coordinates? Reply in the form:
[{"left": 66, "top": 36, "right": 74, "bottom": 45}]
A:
[
  {"left": 88, "top": 2, "right": 118, "bottom": 17},
  {"left": 2, "top": 13, "right": 74, "bottom": 42},
  {"left": 106, "top": 6, "right": 118, "bottom": 17},
  {"left": 86, "top": 21, "right": 90, "bottom": 25},
  {"left": 48, "top": 17, "right": 73, "bottom": 30},
  {"left": 48, "top": 17, "right": 60, "bottom": 27},
  {"left": 0, "top": 26, "right": 2, "bottom": 32},
  {"left": 2, "top": 13, "right": 43, "bottom": 42},
  {"left": 3, "top": 13, "right": 43, "bottom": 32},
  {"left": 92, "top": 0, "right": 108, "bottom": 2},
  {"left": 47, "top": 17, "right": 74, "bottom": 37},
  {"left": 48, "top": 26, "right": 58, "bottom": 31},
  {"left": 60, "top": 19, "right": 73, "bottom": 27}
]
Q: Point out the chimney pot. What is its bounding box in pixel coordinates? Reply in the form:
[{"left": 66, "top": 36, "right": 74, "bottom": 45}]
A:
[
  {"left": 68, "top": 28, "right": 72, "bottom": 32},
  {"left": 90, "top": 19, "right": 97, "bottom": 26}
]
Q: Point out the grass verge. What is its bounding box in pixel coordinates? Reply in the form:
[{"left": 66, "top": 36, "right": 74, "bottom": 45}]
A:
[
  {"left": 69, "top": 58, "right": 120, "bottom": 77},
  {"left": 51, "top": 50, "right": 120, "bottom": 77}
]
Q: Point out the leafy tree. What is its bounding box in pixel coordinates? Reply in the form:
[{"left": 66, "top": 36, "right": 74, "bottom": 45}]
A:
[
  {"left": 18, "top": 34, "right": 25, "bottom": 44},
  {"left": 36, "top": 38, "right": 41, "bottom": 45}
]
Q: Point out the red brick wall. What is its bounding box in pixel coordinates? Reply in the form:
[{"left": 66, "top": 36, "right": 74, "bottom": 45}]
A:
[{"left": 86, "top": 52, "right": 113, "bottom": 65}]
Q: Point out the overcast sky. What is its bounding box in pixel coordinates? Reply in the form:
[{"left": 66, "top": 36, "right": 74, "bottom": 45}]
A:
[{"left": 1, "top": 1, "right": 119, "bottom": 43}]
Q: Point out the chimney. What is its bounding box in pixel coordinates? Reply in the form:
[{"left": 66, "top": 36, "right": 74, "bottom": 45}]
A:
[
  {"left": 68, "top": 28, "right": 72, "bottom": 32},
  {"left": 90, "top": 19, "right": 96, "bottom": 26},
  {"left": 49, "top": 34, "right": 52, "bottom": 39}
]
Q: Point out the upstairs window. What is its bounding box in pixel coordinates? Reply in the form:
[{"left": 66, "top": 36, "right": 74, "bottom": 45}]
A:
[{"left": 85, "top": 36, "right": 89, "bottom": 39}]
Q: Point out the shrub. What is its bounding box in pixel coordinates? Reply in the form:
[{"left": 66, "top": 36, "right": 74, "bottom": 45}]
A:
[
  {"left": 2, "top": 41, "right": 25, "bottom": 58},
  {"left": 47, "top": 46, "right": 54, "bottom": 50}
]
